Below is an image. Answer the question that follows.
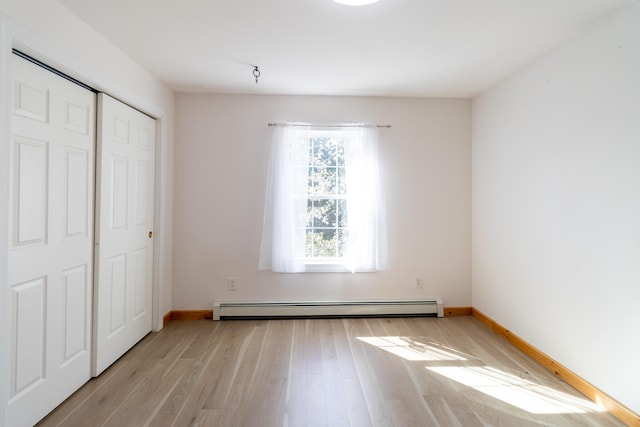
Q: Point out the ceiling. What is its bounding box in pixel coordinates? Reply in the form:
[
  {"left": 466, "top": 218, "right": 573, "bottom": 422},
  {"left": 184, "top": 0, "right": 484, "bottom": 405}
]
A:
[{"left": 57, "top": 0, "right": 630, "bottom": 97}]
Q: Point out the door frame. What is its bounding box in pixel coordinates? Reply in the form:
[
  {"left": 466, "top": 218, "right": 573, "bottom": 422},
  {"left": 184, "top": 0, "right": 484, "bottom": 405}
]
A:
[{"left": 0, "top": 14, "right": 171, "bottom": 423}]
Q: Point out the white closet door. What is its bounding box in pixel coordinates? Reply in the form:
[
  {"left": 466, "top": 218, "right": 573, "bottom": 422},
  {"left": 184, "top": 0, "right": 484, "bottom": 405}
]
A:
[
  {"left": 7, "top": 54, "right": 95, "bottom": 426},
  {"left": 93, "top": 93, "right": 155, "bottom": 376}
]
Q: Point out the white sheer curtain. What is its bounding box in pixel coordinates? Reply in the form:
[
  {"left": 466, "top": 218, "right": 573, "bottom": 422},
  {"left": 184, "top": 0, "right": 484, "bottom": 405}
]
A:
[
  {"left": 343, "top": 126, "right": 388, "bottom": 272},
  {"left": 259, "top": 125, "right": 310, "bottom": 272},
  {"left": 259, "top": 124, "right": 388, "bottom": 273}
]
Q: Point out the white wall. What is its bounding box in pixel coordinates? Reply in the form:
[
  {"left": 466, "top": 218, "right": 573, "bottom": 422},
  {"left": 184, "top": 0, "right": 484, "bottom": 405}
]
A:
[
  {"left": 0, "top": 1, "right": 174, "bottom": 424},
  {"left": 174, "top": 94, "right": 470, "bottom": 309},
  {"left": 472, "top": 1, "right": 640, "bottom": 414}
]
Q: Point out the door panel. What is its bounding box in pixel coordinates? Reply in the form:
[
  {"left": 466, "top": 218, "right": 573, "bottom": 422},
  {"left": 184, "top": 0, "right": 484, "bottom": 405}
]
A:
[
  {"left": 93, "top": 93, "right": 155, "bottom": 376},
  {"left": 14, "top": 137, "right": 48, "bottom": 246},
  {"left": 62, "top": 264, "right": 88, "bottom": 362},
  {"left": 8, "top": 54, "right": 95, "bottom": 427},
  {"left": 10, "top": 277, "right": 46, "bottom": 394},
  {"left": 65, "top": 148, "right": 90, "bottom": 237}
]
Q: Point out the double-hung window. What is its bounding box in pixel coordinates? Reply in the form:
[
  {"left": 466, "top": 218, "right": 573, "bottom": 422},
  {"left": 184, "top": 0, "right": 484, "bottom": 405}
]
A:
[
  {"left": 304, "top": 131, "right": 348, "bottom": 262},
  {"left": 259, "top": 123, "right": 387, "bottom": 273}
]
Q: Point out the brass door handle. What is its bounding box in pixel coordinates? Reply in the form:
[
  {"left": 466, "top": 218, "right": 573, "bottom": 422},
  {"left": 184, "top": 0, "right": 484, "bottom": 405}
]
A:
[{"left": 148, "top": 231, "right": 153, "bottom": 238}]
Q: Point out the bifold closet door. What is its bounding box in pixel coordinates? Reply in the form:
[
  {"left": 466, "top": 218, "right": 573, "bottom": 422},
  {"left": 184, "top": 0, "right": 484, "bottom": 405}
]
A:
[
  {"left": 93, "top": 93, "right": 156, "bottom": 376},
  {"left": 7, "top": 54, "right": 95, "bottom": 427}
]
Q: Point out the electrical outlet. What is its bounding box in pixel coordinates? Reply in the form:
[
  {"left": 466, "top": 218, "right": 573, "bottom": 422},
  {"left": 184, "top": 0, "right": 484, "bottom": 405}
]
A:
[
  {"left": 416, "top": 277, "right": 424, "bottom": 289},
  {"left": 227, "top": 277, "right": 238, "bottom": 290}
]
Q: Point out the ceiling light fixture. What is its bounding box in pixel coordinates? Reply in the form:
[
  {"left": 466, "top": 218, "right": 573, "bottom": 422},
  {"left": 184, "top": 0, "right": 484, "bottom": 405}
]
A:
[{"left": 333, "top": 0, "right": 381, "bottom": 5}]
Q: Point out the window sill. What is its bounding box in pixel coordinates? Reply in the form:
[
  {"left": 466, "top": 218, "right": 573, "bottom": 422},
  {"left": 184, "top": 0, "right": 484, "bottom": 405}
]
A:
[
  {"left": 303, "top": 261, "right": 377, "bottom": 273},
  {"left": 304, "top": 262, "right": 351, "bottom": 273}
]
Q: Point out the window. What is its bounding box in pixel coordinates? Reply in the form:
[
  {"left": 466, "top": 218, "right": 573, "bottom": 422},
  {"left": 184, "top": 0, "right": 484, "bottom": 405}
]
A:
[
  {"left": 303, "top": 133, "right": 347, "bottom": 260},
  {"left": 259, "top": 124, "right": 388, "bottom": 273}
]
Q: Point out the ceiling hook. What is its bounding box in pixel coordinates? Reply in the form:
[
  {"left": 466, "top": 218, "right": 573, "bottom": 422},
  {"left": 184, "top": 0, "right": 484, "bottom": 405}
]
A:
[{"left": 253, "top": 66, "right": 261, "bottom": 84}]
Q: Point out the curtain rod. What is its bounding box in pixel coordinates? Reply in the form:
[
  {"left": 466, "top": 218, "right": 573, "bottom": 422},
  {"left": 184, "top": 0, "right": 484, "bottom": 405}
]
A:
[{"left": 267, "top": 122, "right": 391, "bottom": 129}]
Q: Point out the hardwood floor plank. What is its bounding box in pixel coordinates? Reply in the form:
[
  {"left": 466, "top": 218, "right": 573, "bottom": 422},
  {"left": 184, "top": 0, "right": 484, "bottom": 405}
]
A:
[
  {"left": 208, "top": 321, "right": 268, "bottom": 412},
  {"left": 317, "top": 320, "right": 351, "bottom": 426},
  {"left": 363, "top": 318, "right": 453, "bottom": 426},
  {"left": 169, "top": 321, "right": 258, "bottom": 426},
  {"left": 239, "top": 321, "right": 291, "bottom": 426},
  {"left": 422, "top": 394, "right": 463, "bottom": 427},
  {"left": 148, "top": 325, "right": 222, "bottom": 426},
  {"left": 283, "top": 319, "right": 306, "bottom": 427},
  {"left": 331, "top": 320, "right": 373, "bottom": 426},
  {"left": 152, "top": 324, "right": 226, "bottom": 426},
  {"left": 103, "top": 359, "right": 191, "bottom": 427},
  {"left": 38, "top": 317, "right": 627, "bottom": 427},
  {"left": 192, "top": 408, "right": 218, "bottom": 426},
  {"left": 344, "top": 318, "right": 394, "bottom": 426},
  {"left": 440, "top": 391, "right": 485, "bottom": 427}
]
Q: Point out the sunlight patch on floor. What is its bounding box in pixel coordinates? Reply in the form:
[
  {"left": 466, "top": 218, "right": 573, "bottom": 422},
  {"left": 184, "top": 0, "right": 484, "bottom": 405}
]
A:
[
  {"left": 356, "top": 336, "right": 468, "bottom": 361},
  {"left": 357, "top": 335, "right": 605, "bottom": 416},
  {"left": 427, "top": 365, "right": 605, "bottom": 415}
]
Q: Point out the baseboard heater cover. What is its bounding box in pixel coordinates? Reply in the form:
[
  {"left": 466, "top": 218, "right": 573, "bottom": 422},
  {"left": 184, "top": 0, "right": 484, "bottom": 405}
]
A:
[{"left": 213, "top": 299, "right": 444, "bottom": 320}]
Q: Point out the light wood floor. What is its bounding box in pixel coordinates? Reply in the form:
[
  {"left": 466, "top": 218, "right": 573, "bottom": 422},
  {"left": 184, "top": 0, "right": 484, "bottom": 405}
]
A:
[{"left": 37, "top": 316, "right": 625, "bottom": 427}]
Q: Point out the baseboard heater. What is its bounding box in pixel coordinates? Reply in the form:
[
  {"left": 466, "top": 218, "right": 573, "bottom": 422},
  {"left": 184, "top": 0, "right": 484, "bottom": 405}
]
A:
[{"left": 213, "top": 299, "right": 444, "bottom": 320}]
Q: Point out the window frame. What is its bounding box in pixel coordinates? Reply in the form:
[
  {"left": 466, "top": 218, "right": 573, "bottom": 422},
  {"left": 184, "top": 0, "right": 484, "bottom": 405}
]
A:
[{"left": 299, "top": 129, "right": 352, "bottom": 271}]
